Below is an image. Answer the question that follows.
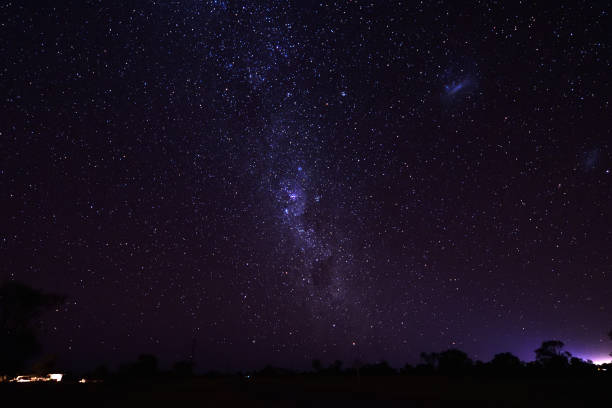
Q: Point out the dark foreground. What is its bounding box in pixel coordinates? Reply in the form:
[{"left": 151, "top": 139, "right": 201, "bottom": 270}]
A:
[{"left": 2, "top": 375, "right": 608, "bottom": 407}]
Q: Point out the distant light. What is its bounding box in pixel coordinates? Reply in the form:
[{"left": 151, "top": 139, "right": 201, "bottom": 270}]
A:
[
  {"left": 591, "top": 357, "right": 611, "bottom": 366},
  {"left": 79, "top": 378, "right": 102, "bottom": 384},
  {"left": 48, "top": 373, "right": 63, "bottom": 382},
  {"left": 11, "top": 373, "right": 63, "bottom": 383}
]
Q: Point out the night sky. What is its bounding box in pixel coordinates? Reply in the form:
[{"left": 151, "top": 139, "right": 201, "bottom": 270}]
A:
[{"left": 2, "top": 1, "right": 611, "bottom": 371}]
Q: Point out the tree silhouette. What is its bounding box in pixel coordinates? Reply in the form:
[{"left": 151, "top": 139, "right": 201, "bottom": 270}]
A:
[
  {"left": 569, "top": 357, "right": 596, "bottom": 376},
  {"left": 400, "top": 363, "right": 415, "bottom": 374},
  {"left": 311, "top": 359, "right": 322, "bottom": 373},
  {"left": 327, "top": 359, "right": 343, "bottom": 374},
  {"left": 31, "top": 354, "right": 58, "bottom": 375},
  {"left": 488, "top": 352, "right": 523, "bottom": 376},
  {"left": 535, "top": 340, "right": 571, "bottom": 370},
  {"left": 0, "top": 281, "right": 64, "bottom": 375},
  {"left": 134, "top": 354, "right": 158, "bottom": 377},
  {"left": 117, "top": 354, "right": 159, "bottom": 381},
  {"left": 360, "top": 360, "right": 396, "bottom": 376},
  {"left": 491, "top": 352, "right": 522, "bottom": 369},
  {"left": 421, "top": 349, "right": 472, "bottom": 375},
  {"left": 89, "top": 364, "right": 109, "bottom": 381},
  {"left": 437, "top": 349, "right": 473, "bottom": 375},
  {"left": 420, "top": 351, "right": 438, "bottom": 368}
]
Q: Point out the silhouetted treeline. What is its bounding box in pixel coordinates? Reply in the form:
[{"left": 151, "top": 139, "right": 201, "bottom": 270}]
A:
[
  {"left": 242, "top": 339, "right": 611, "bottom": 380},
  {"left": 2, "top": 282, "right": 612, "bottom": 383},
  {"left": 5, "top": 342, "right": 611, "bottom": 383},
  {"left": 74, "top": 339, "right": 611, "bottom": 384},
  {"left": 83, "top": 354, "right": 196, "bottom": 383}
]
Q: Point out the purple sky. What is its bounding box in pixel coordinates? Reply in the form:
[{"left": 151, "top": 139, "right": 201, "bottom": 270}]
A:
[{"left": 2, "top": 1, "right": 611, "bottom": 372}]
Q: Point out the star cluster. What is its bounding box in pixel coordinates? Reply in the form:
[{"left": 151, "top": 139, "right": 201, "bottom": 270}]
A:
[{"left": 1, "top": 1, "right": 611, "bottom": 370}]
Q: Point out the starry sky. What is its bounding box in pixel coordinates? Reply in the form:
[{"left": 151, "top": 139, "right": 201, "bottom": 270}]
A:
[{"left": 2, "top": 1, "right": 611, "bottom": 371}]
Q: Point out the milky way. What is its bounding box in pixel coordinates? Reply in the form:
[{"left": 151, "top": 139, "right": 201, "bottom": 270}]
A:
[{"left": 2, "top": 1, "right": 611, "bottom": 370}]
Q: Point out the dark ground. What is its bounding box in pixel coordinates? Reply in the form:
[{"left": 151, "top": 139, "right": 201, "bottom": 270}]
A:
[{"left": 1, "top": 375, "right": 608, "bottom": 407}]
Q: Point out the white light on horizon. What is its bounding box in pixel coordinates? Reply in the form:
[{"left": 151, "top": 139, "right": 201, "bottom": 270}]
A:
[
  {"left": 48, "top": 373, "right": 63, "bottom": 382},
  {"left": 591, "top": 357, "right": 611, "bottom": 366},
  {"left": 10, "top": 373, "right": 63, "bottom": 383}
]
